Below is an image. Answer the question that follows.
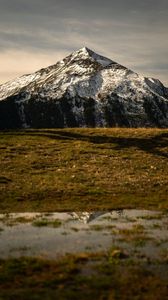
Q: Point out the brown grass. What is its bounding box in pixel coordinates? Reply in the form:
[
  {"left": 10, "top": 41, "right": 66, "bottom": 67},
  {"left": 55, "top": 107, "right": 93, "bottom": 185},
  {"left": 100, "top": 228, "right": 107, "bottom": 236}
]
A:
[{"left": 0, "top": 128, "right": 168, "bottom": 212}]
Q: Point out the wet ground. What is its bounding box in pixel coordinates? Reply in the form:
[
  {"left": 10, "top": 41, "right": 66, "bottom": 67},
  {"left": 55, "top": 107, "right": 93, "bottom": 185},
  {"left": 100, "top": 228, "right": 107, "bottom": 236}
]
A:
[
  {"left": 0, "top": 209, "right": 167, "bottom": 262},
  {"left": 0, "top": 209, "right": 168, "bottom": 299}
]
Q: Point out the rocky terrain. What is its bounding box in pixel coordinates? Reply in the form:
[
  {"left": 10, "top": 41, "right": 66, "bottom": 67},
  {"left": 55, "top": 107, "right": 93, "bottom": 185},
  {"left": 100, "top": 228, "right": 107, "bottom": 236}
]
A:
[{"left": 0, "top": 47, "right": 168, "bottom": 129}]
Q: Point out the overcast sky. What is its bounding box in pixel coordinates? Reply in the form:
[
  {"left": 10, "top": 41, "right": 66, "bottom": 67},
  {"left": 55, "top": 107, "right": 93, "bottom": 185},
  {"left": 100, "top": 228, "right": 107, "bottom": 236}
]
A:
[{"left": 0, "top": 0, "right": 168, "bottom": 86}]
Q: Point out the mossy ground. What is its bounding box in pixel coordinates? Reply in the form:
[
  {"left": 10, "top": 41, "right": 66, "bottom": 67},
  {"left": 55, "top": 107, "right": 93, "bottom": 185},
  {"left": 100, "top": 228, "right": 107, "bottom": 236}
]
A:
[
  {"left": 0, "top": 128, "right": 168, "bottom": 212},
  {"left": 0, "top": 252, "right": 167, "bottom": 300}
]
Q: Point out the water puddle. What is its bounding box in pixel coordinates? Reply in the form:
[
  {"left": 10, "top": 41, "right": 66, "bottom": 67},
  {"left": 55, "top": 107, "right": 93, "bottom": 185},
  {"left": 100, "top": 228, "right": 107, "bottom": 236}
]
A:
[{"left": 0, "top": 210, "right": 167, "bottom": 260}]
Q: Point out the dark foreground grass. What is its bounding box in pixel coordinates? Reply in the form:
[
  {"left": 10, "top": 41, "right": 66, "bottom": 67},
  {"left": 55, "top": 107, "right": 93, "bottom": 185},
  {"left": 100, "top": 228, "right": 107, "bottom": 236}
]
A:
[
  {"left": 0, "top": 253, "right": 167, "bottom": 300},
  {"left": 0, "top": 128, "right": 168, "bottom": 212}
]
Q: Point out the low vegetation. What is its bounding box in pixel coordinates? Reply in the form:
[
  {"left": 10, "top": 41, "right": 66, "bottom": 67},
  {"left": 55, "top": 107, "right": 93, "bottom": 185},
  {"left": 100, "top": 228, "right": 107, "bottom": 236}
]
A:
[
  {"left": 32, "top": 218, "right": 62, "bottom": 227},
  {"left": 0, "top": 128, "right": 168, "bottom": 212},
  {"left": 0, "top": 252, "right": 167, "bottom": 300}
]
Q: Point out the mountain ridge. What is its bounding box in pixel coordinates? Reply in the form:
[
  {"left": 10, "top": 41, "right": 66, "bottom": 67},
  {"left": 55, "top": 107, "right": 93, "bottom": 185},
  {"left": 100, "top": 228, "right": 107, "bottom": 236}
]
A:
[{"left": 0, "top": 47, "right": 168, "bottom": 129}]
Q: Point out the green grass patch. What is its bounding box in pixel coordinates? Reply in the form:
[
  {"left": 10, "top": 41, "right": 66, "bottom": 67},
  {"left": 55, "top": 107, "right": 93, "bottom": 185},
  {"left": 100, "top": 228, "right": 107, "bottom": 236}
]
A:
[{"left": 32, "top": 218, "right": 62, "bottom": 228}]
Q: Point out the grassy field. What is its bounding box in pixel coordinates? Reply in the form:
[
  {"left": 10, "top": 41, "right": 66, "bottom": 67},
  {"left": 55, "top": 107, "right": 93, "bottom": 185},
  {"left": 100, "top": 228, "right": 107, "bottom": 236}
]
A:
[{"left": 0, "top": 128, "right": 168, "bottom": 212}]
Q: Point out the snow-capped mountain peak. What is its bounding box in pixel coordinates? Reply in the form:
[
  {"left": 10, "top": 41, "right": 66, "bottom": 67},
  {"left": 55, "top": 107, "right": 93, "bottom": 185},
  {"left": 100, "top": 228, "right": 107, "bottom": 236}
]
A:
[
  {"left": 69, "top": 47, "right": 114, "bottom": 67},
  {"left": 0, "top": 47, "right": 168, "bottom": 129}
]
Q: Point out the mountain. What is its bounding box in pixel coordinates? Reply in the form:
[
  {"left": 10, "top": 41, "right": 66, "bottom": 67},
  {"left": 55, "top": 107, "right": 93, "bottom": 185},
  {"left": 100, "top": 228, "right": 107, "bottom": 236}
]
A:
[
  {"left": 0, "top": 47, "right": 168, "bottom": 129},
  {"left": 70, "top": 212, "right": 108, "bottom": 224}
]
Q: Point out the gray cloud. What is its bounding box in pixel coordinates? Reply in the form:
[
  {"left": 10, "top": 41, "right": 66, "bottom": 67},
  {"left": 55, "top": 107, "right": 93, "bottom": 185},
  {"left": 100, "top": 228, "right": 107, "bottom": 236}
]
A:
[{"left": 0, "top": 0, "right": 167, "bottom": 85}]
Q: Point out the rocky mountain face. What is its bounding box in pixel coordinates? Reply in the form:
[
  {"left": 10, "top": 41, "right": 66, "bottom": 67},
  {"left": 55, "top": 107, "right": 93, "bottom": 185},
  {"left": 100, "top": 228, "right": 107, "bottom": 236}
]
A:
[{"left": 0, "top": 47, "right": 168, "bottom": 129}]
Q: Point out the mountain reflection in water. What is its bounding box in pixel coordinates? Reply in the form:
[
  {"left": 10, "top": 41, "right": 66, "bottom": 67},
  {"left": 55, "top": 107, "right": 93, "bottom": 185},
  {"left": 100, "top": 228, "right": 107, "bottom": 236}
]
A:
[{"left": 0, "top": 209, "right": 167, "bottom": 260}]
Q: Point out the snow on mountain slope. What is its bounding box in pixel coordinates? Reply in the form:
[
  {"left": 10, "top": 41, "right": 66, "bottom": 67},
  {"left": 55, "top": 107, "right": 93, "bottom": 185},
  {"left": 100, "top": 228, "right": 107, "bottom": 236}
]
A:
[
  {"left": 0, "top": 47, "right": 118, "bottom": 101},
  {"left": 0, "top": 47, "right": 168, "bottom": 129},
  {"left": 0, "top": 73, "right": 39, "bottom": 101}
]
